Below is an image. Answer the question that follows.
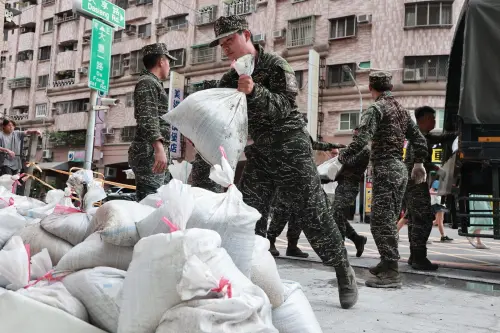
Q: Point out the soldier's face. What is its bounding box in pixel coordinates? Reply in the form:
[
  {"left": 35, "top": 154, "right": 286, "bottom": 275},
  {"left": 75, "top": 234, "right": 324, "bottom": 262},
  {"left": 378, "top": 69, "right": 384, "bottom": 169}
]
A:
[
  {"left": 220, "top": 31, "right": 252, "bottom": 61},
  {"left": 330, "top": 149, "right": 339, "bottom": 158},
  {"left": 158, "top": 56, "right": 170, "bottom": 80}
]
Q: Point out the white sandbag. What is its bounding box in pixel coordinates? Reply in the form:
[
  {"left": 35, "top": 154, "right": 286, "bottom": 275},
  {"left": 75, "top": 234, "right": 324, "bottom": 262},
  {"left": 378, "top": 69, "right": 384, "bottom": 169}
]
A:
[
  {"left": 13, "top": 196, "right": 46, "bottom": 212},
  {"left": 90, "top": 201, "right": 155, "bottom": 246},
  {"left": 156, "top": 284, "right": 276, "bottom": 333},
  {"left": 251, "top": 236, "right": 284, "bottom": 308},
  {"left": 64, "top": 267, "right": 125, "bottom": 333},
  {"left": 55, "top": 233, "right": 133, "bottom": 272},
  {"left": 66, "top": 170, "right": 107, "bottom": 211},
  {"left": 0, "top": 174, "right": 16, "bottom": 191},
  {"left": 21, "top": 188, "right": 74, "bottom": 219},
  {"left": 187, "top": 149, "right": 260, "bottom": 277},
  {"left": 0, "top": 206, "right": 26, "bottom": 249},
  {"left": 0, "top": 287, "right": 5, "bottom": 295},
  {"left": 41, "top": 208, "right": 93, "bottom": 246},
  {"left": 0, "top": 291, "right": 107, "bottom": 333},
  {"left": 272, "top": 280, "right": 322, "bottom": 333},
  {"left": 317, "top": 156, "right": 339, "bottom": 178},
  {"left": 0, "top": 236, "right": 29, "bottom": 289},
  {"left": 136, "top": 179, "right": 194, "bottom": 239},
  {"left": 17, "top": 281, "right": 88, "bottom": 321},
  {"left": 14, "top": 222, "right": 73, "bottom": 265},
  {"left": 168, "top": 160, "right": 193, "bottom": 183},
  {"left": 30, "top": 248, "right": 53, "bottom": 280},
  {"left": 118, "top": 229, "right": 256, "bottom": 333},
  {"left": 163, "top": 54, "right": 254, "bottom": 169},
  {"left": 326, "top": 157, "right": 343, "bottom": 181}
]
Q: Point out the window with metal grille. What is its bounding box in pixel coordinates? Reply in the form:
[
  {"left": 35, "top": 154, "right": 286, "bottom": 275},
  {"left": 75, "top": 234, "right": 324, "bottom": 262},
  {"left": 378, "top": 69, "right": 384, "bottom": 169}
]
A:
[
  {"left": 167, "top": 15, "right": 188, "bottom": 31},
  {"left": 37, "top": 75, "right": 49, "bottom": 89},
  {"left": 121, "top": 126, "right": 136, "bottom": 142},
  {"left": 17, "top": 50, "right": 34, "bottom": 62},
  {"left": 327, "top": 63, "right": 355, "bottom": 87},
  {"left": 403, "top": 55, "right": 448, "bottom": 82},
  {"left": 43, "top": 18, "right": 53, "bottom": 32},
  {"left": 295, "top": 70, "right": 304, "bottom": 88},
  {"left": 191, "top": 45, "right": 215, "bottom": 65},
  {"left": 114, "top": 0, "right": 128, "bottom": 9},
  {"left": 129, "top": 50, "right": 145, "bottom": 73},
  {"left": 138, "top": 24, "right": 151, "bottom": 38},
  {"left": 111, "top": 55, "right": 123, "bottom": 77},
  {"left": 329, "top": 16, "right": 356, "bottom": 40},
  {"left": 405, "top": 2, "right": 453, "bottom": 28},
  {"left": 55, "top": 99, "right": 90, "bottom": 114},
  {"left": 35, "top": 104, "right": 48, "bottom": 118},
  {"left": 125, "top": 92, "right": 134, "bottom": 107},
  {"left": 224, "top": 0, "right": 254, "bottom": 16},
  {"left": 287, "top": 16, "right": 315, "bottom": 48},
  {"left": 339, "top": 112, "right": 359, "bottom": 131},
  {"left": 169, "top": 49, "right": 185, "bottom": 68},
  {"left": 196, "top": 6, "right": 217, "bottom": 25},
  {"left": 113, "top": 30, "right": 122, "bottom": 43}
]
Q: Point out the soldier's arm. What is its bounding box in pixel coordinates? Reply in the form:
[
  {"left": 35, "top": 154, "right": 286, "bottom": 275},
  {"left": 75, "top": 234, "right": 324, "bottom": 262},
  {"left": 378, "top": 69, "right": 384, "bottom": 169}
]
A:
[
  {"left": 426, "top": 132, "right": 458, "bottom": 146},
  {"left": 346, "top": 146, "right": 370, "bottom": 167},
  {"left": 217, "top": 70, "right": 237, "bottom": 88},
  {"left": 134, "top": 80, "right": 163, "bottom": 145},
  {"left": 338, "top": 106, "right": 380, "bottom": 165},
  {"left": 405, "top": 119, "right": 428, "bottom": 163},
  {"left": 246, "top": 60, "right": 297, "bottom": 119}
]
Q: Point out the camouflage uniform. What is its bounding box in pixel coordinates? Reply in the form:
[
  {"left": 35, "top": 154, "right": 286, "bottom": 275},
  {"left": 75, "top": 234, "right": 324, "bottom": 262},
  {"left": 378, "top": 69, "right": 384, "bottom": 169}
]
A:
[
  {"left": 267, "top": 138, "right": 342, "bottom": 258},
  {"left": 128, "top": 43, "right": 176, "bottom": 201},
  {"left": 339, "top": 71, "right": 428, "bottom": 288},
  {"left": 211, "top": 15, "right": 357, "bottom": 309},
  {"left": 333, "top": 146, "right": 370, "bottom": 257},
  {"left": 404, "top": 131, "right": 456, "bottom": 269}
]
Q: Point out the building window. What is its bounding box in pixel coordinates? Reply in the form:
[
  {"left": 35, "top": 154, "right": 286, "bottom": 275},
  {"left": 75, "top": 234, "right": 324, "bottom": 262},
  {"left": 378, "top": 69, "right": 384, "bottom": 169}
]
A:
[
  {"left": 436, "top": 109, "right": 445, "bottom": 129},
  {"left": 0, "top": 78, "right": 3, "bottom": 94},
  {"left": 403, "top": 55, "right": 448, "bottom": 82},
  {"left": 295, "top": 70, "right": 303, "bottom": 88},
  {"left": 38, "top": 46, "right": 51, "bottom": 61},
  {"left": 191, "top": 45, "right": 216, "bottom": 65},
  {"left": 287, "top": 16, "right": 315, "bottom": 48},
  {"left": 20, "top": 26, "right": 36, "bottom": 34},
  {"left": 129, "top": 50, "right": 144, "bottom": 73},
  {"left": 43, "top": 18, "right": 53, "bottom": 32},
  {"left": 3, "top": 31, "right": 7, "bottom": 42},
  {"left": 55, "top": 99, "right": 90, "bottom": 114},
  {"left": 113, "top": 30, "right": 122, "bottom": 43},
  {"left": 111, "top": 55, "right": 123, "bottom": 77},
  {"left": 196, "top": 5, "right": 217, "bottom": 25},
  {"left": 138, "top": 24, "right": 151, "bottom": 38},
  {"left": 37, "top": 75, "right": 49, "bottom": 89},
  {"left": 329, "top": 15, "right": 356, "bottom": 40},
  {"left": 121, "top": 126, "right": 136, "bottom": 142},
  {"left": 115, "top": 0, "right": 128, "bottom": 9},
  {"left": 224, "top": 0, "right": 254, "bottom": 16},
  {"left": 17, "top": 50, "right": 34, "bottom": 62},
  {"left": 405, "top": 2, "right": 453, "bottom": 28},
  {"left": 169, "top": 49, "right": 185, "bottom": 68},
  {"left": 35, "top": 104, "right": 48, "bottom": 118},
  {"left": 59, "top": 42, "right": 77, "bottom": 52},
  {"left": 167, "top": 15, "right": 188, "bottom": 31},
  {"left": 339, "top": 112, "right": 359, "bottom": 131},
  {"left": 125, "top": 92, "right": 134, "bottom": 107},
  {"left": 328, "top": 63, "right": 355, "bottom": 87}
]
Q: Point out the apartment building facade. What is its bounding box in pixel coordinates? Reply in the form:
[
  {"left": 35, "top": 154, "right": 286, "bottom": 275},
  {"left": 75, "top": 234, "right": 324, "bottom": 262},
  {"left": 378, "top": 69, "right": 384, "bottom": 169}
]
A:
[{"left": 0, "top": 0, "right": 464, "bottom": 181}]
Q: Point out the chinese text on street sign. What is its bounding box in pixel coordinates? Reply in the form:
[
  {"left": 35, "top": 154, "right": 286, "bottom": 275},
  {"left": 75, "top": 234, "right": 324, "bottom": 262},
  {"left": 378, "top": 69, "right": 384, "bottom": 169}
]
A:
[
  {"left": 89, "top": 19, "right": 112, "bottom": 94},
  {"left": 80, "top": 0, "right": 125, "bottom": 28},
  {"left": 168, "top": 72, "right": 185, "bottom": 159}
]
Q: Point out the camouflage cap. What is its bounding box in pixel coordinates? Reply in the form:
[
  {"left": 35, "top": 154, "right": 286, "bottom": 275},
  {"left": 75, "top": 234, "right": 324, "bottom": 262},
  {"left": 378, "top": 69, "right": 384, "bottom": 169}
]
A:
[
  {"left": 369, "top": 71, "right": 392, "bottom": 86},
  {"left": 209, "top": 15, "right": 249, "bottom": 47},
  {"left": 141, "top": 43, "right": 177, "bottom": 61}
]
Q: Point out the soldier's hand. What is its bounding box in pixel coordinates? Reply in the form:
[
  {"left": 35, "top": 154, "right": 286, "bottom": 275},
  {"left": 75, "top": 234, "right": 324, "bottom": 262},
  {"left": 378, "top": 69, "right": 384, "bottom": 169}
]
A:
[
  {"left": 330, "top": 143, "right": 346, "bottom": 149},
  {"left": 411, "top": 163, "right": 427, "bottom": 184},
  {"left": 153, "top": 150, "right": 168, "bottom": 174},
  {"left": 237, "top": 75, "right": 254, "bottom": 95}
]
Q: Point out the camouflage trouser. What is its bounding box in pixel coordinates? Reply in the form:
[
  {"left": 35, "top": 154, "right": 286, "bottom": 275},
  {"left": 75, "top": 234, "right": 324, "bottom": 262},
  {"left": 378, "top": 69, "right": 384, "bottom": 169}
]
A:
[
  {"left": 371, "top": 160, "right": 408, "bottom": 262},
  {"left": 332, "top": 178, "right": 360, "bottom": 239},
  {"left": 404, "top": 180, "right": 434, "bottom": 250},
  {"left": 266, "top": 191, "right": 302, "bottom": 240},
  {"left": 239, "top": 129, "right": 348, "bottom": 268},
  {"left": 191, "top": 153, "right": 223, "bottom": 193},
  {"left": 128, "top": 141, "right": 172, "bottom": 202}
]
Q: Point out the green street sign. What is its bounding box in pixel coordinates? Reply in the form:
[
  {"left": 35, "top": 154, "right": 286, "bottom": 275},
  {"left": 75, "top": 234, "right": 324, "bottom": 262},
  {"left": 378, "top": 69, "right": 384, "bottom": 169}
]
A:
[
  {"left": 88, "top": 19, "right": 112, "bottom": 94},
  {"left": 78, "top": 0, "right": 125, "bottom": 28}
]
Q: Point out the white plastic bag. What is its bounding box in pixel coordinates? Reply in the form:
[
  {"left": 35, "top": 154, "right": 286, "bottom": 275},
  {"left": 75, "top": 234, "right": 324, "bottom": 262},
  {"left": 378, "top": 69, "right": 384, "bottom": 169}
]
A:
[
  {"left": 0, "top": 174, "right": 16, "bottom": 192},
  {"left": 169, "top": 160, "right": 193, "bottom": 183},
  {"left": 0, "top": 236, "right": 29, "bottom": 289},
  {"left": 90, "top": 201, "right": 155, "bottom": 246},
  {"left": 14, "top": 222, "right": 73, "bottom": 265},
  {"left": 17, "top": 281, "right": 88, "bottom": 322},
  {"left": 66, "top": 170, "right": 107, "bottom": 211},
  {"left": 251, "top": 236, "right": 284, "bottom": 308},
  {"left": 0, "top": 206, "right": 26, "bottom": 249},
  {"left": 41, "top": 208, "right": 94, "bottom": 246},
  {"left": 317, "top": 158, "right": 336, "bottom": 177},
  {"left": 163, "top": 54, "right": 254, "bottom": 169},
  {"left": 30, "top": 248, "right": 52, "bottom": 280},
  {"left": 272, "top": 280, "right": 322, "bottom": 333},
  {"left": 21, "top": 188, "right": 74, "bottom": 219},
  {"left": 136, "top": 179, "right": 194, "bottom": 239},
  {"left": 187, "top": 148, "right": 261, "bottom": 277},
  {"left": 326, "top": 158, "right": 343, "bottom": 181},
  {"left": 452, "top": 136, "right": 459, "bottom": 153},
  {"left": 118, "top": 229, "right": 256, "bottom": 333},
  {"left": 63, "top": 267, "right": 125, "bottom": 333},
  {"left": 55, "top": 233, "right": 133, "bottom": 272}
]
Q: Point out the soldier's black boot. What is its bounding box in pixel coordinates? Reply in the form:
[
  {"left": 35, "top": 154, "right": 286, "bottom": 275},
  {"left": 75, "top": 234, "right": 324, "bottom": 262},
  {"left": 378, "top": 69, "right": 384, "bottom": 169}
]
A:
[
  {"left": 369, "top": 260, "right": 384, "bottom": 275},
  {"left": 350, "top": 234, "right": 367, "bottom": 258},
  {"left": 365, "top": 260, "right": 402, "bottom": 289},
  {"left": 411, "top": 248, "right": 438, "bottom": 271},
  {"left": 286, "top": 238, "right": 309, "bottom": 258},
  {"left": 335, "top": 264, "right": 358, "bottom": 309},
  {"left": 268, "top": 236, "right": 280, "bottom": 257},
  {"left": 407, "top": 248, "right": 413, "bottom": 266}
]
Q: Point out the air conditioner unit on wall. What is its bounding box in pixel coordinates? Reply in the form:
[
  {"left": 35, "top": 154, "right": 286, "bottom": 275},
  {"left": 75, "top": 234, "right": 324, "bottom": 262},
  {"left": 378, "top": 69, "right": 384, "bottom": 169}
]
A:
[
  {"left": 105, "top": 167, "right": 117, "bottom": 178},
  {"left": 253, "top": 33, "right": 266, "bottom": 43},
  {"left": 272, "top": 29, "right": 285, "bottom": 39},
  {"left": 357, "top": 14, "right": 372, "bottom": 24},
  {"left": 103, "top": 127, "right": 115, "bottom": 135},
  {"left": 404, "top": 69, "right": 422, "bottom": 81},
  {"left": 43, "top": 149, "right": 52, "bottom": 159}
]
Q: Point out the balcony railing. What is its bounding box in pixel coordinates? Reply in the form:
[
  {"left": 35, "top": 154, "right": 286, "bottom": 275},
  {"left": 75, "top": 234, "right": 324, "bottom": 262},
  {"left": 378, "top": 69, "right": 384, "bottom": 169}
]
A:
[
  {"left": 10, "top": 114, "right": 29, "bottom": 122},
  {"left": 52, "top": 78, "right": 75, "bottom": 88},
  {"left": 8, "top": 77, "right": 31, "bottom": 89},
  {"left": 54, "top": 13, "right": 79, "bottom": 24},
  {"left": 191, "top": 48, "right": 216, "bottom": 65}
]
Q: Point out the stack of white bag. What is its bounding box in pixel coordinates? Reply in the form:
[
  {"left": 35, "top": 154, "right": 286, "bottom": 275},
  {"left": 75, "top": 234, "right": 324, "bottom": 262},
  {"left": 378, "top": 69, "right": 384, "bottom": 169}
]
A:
[
  {"left": 163, "top": 54, "right": 254, "bottom": 170},
  {"left": 317, "top": 157, "right": 342, "bottom": 199}
]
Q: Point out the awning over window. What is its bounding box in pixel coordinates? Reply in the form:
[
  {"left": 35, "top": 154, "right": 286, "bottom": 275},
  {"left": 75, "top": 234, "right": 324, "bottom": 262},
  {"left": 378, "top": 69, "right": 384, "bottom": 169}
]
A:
[{"left": 35, "top": 161, "right": 69, "bottom": 171}]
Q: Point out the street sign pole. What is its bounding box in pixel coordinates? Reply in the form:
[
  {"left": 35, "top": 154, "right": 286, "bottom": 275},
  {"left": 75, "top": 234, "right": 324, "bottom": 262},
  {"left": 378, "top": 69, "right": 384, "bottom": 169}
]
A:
[{"left": 84, "top": 89, "right": 98, "bottom": 170}]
